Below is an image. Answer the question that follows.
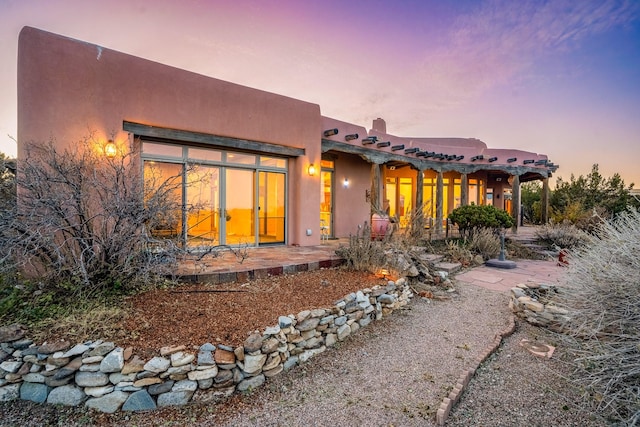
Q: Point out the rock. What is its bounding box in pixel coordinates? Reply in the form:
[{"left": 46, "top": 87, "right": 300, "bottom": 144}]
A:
[
  {"left": 122, "top": 389, "right": 157, "bottom": 411},
  {"left": 233, "top": 367, "right": 244, "bottom": 383},
  {"left": 359, "top": 316, "right": 372, "bottom": 327},
  {"left": 53, "top": 356, "right": 83, "bottom": 380},
  {"left": 198, "top": 378, "right": 214, "bottom": 389},
  {"left": 0, "top": 384, "right": 20, "bottom": 402},
  {"left": 510, "top": 287, "right": 527, "bottom": 299},
  {"left": 82, "top": 355, "right": 104, "bottom": 364},
  {"left": 48, "top": 352, "right": 70, "bottom": 367},
  {"left": 75, "top": 371, "right": 109, "bottom": 387},
  {"left": 84, "top": 385, "right": 114, "bottom": 397},
  {"left": 0, "top": 361, "right": 22, "bottom": 374},
  {"left": 305, "top": 337, "right": 324, "bottom": 349},
  {"left": 160, "top": 345, "right": 186, "bottom": 356},
  {"left": 12, "top": 339, "right": 33, "bottom": 350},
  {"left": 79, "top": 363, "right": 101, "bottom": 372},
  {"left": 45, "top": 376, "right": 72, "bottom": 387},
  {"left": 337, "top": 324, "right": 351, "bottom": 341},
  {"left": 377, "top": 294, "right": 396, "bottom": 304},
  {"left": 100, "top": 347, "right": 125, "bottom": 373},
  {"left": 164, "top": 365, "right": 192, "bottom": 377},
  {"left": 170, "top": 351, "right": 195, "bottom": 367},
  {"left": 46, "top": 385, "right": 86, "bottom": 406},
  {"left": 283, "top": 356, "right": 298, "bottom": 371},
  {"left": 310, "top": 308, "right": 326, "bottom": 318},
  {"left": 157, "top": 390, "right": 193, "bottom": 407},
  {"left": 278, "top": 316, "right": 293, "bottom": 328},
  {"left": 261, "top": 338, "right": 279, "bottom": 354},
  {"left": 19, "top": 382, "right": 50, "bottom": 403},
  {"left": 172, "top": 379, "right": 197, "bottom": 392},
  {"left": 299, "top": 346, "right": 326, "bottom": 363},
  {"left": 263, "top": 365, "right": 283, "bottom": 378},
  {"left": 264, "top": 325, "right": 281, "bottom": 335},
  {"left": 213, "top": 348, "right": 236, "bottom": 365},
  {"left": 243, "top": 333, "right": 263, "bottom": 353},
  {"left": 0, "top": 324, "right": 27, "bottom": 343},
  {"left": 334, "top": 316, "right": 347, "bottom": 326},
  {"left": 88, "top": 342, "right": 115, "bottom": 357},
  {"left": 296, "top": 317, "right": 320, "bottom": 332},
  {"left": 61, "top": 344, "right": 90, "bottom": 358},
  {"left": 325, "top": 333, "right": 337, "bottom": 347},
  {"left": 262, "top": 353, "right": 281, "bottom": 371},
  {"left": 148, "top": 381, "right": 174, "bottom": 395},
  {"left": 144, "top": 357, "right": 171, "bottom": 373},
  {"left": 234, "top": 346, "right": 245, "bottom": 362},
  {"left": 86, "top": 390, "right": 129, "bottom": 413},
  {"left": 242, "top": 354, "right": 266, "bottom": 375},
  {"left": 214, "top": 369, "right": 233, "bottom": 384},
  {"left": 187, "top": 367, "right": 218, "bottom": 381},
  {"left": 237, "top": 374, "right": 265, "bottom": 392},
  {"left": 197, "top": 350, "right": 215, "bottom": 366},
  {"left": 296, "top": 310, "right": 311, "bottom": 323},
  {"left": 133, "top": 377, "right": 163, "bottom": 387},
  {"left": 121, "top": 355, "right": 145, "bottom": 374},
  {"left": 523, "top": 300, "right": 545, "bottom": 312},
  {"left": 123, "top": 347, "right": 133, "bottom": 361},
  {"left": 350, "top": 322, "right": 360, "bottom": 334},
  {"left": 23, "top": 373, "right": 45, "bottom": 383}
]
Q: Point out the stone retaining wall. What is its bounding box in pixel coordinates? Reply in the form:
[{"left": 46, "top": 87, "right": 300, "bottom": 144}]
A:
[
  {"left": 508, "top": 283, "right": 568, "bottom": 329},
  {"left": 0, "top": 278, "right": 413, "bottom": 413}
]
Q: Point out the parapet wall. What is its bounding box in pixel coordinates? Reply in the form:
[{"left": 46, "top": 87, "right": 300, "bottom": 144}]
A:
[{"left": 0, "top": 279, "right": 413, "bottom": 412}]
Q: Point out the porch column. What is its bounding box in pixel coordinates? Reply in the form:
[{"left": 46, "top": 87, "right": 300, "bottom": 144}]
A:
[
  {"left": 414, "top": 169, "right": 425, "bottom": 231},
  {"left": 435, "top": 171, "right": 444, "bottom": 237},
  {"left": 541, "top": 177, "right": 550, "bottom": 224},
  {"left": 460, "top": 173, "right": 468, "bottom": 206},
  {"left": 370, "top": 162, "right": 383, "bottom": 214},
  {"left": 511, "top": 174, "right": 520, "bottom": 233}
]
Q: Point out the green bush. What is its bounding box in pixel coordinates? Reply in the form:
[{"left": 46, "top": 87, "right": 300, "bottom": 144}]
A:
[{"left": 448, "top": 204, "right": 514, "bottom": 238}]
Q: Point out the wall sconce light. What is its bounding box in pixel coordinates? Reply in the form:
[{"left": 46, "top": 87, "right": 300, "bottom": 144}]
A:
[
  {"left": 323, "top": 128, "right": 339, "bottom": 137},
  {"left": 343, "top": 178, "right": 349, "bottom": 188},
  {"left": 345, "top": 133, "right": 359, "bottom": 141},
  {"left": 307, "top": 163, "right": 317, "bottom": 176},
  {"left": 104, "top": 140, "right": 117, "bottom": 158}
]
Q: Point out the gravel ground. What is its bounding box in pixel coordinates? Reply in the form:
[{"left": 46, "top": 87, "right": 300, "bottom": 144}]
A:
[{"left": 0, "top": 281, "right": 608, "bottom": 426}]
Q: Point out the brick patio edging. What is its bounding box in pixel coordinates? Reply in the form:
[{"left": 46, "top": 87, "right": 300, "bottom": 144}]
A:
[{"left": 435, "top": 314, "right": 517, "bottom": 425}]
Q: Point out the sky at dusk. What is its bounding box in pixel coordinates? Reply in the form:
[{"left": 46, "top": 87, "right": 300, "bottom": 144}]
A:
[{"left": 1, "top": 0, "right": 639, "bottom": 187}]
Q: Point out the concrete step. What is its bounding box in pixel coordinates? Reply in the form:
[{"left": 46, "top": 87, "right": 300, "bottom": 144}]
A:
[{"left": 434, "top": 262, "right": 462, "bottom": 274}]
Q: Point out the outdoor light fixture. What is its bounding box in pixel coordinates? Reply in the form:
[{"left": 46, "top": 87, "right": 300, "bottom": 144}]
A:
[
  {"left": 345, "top": 133, "right": 359, "bottom": 141},
  {"left": 488, "top": 156, "right": 498, "bottom": 162},
  {"left": 323, "top": 128, "right": 338, "bottom": 137},
  {"left": 307, "top": 163, "right": 317, "bottom": 176},
  {"left": 391, "top": 144, "right": 405, "bottom": 151},
  {"left": 523, "top": 159, "right": 535, "bottom": 164},
  {"left": 378, "top": 268, "right": 390, "bottom": 279},
  {"left": 104, "top": 140, "right": 117, "bottom": 158},
  {"left": 471, "top": 155, "right": 484, "bottom": 161},
  {"left": 404, "top": 148, "right": 419, "bottom": 154},
  {"left": 343, "top": 178, "right": 349, "bottom": 188},
  {"left": 362, "top": 136, "right": 377, "bottom": 145},
  {"left": 507, "top": 157, "right": 517, "bottom": 163},
  {"left": 377, "top": 141, "right": 391, "bottom": 148}
]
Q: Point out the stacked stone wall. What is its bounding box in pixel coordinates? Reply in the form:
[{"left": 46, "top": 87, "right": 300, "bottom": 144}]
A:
[
  {"left": 508, "top": 283, "right": 568, "bottom": 329},
  {"left": 0, "top": 278, "right": 412, "bottom": 412}
]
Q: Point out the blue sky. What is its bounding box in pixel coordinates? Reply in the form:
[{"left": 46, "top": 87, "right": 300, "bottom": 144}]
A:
[{"left": 1, "top": 0, "right": 639, "bottom": 186}]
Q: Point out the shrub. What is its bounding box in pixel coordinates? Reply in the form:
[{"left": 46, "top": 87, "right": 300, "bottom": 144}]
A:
[
  {"left": 448, "top": 204, "right": 514, "bottom": 239},
  {"left": 469, "top": 228, "right": 500, "bottom": 260},
  {"left": 443, "top": 239, "right": 474, "bottom": 267},
  {"left": 535, "top": 222, "right": 590, "bottom": 249},
  {"left": 335, "top": 222, "right": 388, "bottom": 273},
  {"left": 558, "top": 208, "right": 640, "bottom": 425},
  {"left": 0, "top": 136, "right": 186, "bottom": 292}
]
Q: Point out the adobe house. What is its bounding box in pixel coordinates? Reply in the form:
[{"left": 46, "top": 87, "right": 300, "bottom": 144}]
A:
[{"left": 17, "top": 27, "right": 556, "bottom": 248}]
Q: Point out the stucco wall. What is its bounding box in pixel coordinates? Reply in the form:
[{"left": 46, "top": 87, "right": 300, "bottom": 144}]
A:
[
  {"left": 18, "top": 27, "right": 322, "bottom": 246},
  {"left": 332, "top": 153, "right": 371, "bottom": 238}
]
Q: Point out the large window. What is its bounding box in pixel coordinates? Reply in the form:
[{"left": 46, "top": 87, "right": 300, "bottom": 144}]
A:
[{"left": 142, "top": 142, "right": 287, "bottom": 247}]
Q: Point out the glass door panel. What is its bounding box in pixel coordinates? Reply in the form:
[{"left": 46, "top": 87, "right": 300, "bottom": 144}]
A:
[
  {"left": 143, "top": 161, "right": 183, "bottom": 240},
  {"left": 258, "top": 171, "right": 285, "bottom": 244},
  {"left": 399, "top": 177, "right": 413, "bottom": 227},
  {"left": 186, "top": 165, "right": 220, "bottom": 247},
  {"left": 321, "top": 170, "right": 333, "bottom": 236},
  {"left": 225, "top": 169, "right": 255, "bottom": 245}
]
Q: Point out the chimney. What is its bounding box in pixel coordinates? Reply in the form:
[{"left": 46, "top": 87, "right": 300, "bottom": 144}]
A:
[{"left": 372, "top": 118, "right": 386, "bottom": 133}]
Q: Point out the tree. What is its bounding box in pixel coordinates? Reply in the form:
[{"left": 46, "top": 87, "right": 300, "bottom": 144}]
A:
[
  {"left": 520, "top": 181, "right": 542, "bottom": 224},
  {"left": 551, "top": 164, "right": 636, "bottom": 227},
  {"left": 0, "top": 136, "right": 186, "bottom": 291}
]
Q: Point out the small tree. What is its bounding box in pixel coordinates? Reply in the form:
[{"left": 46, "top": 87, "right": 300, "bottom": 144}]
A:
[
  {"left": 0, "top": 152, "right": 16, "bottom": 211},
  {"left": 448, "top": 204, "right": 513, "bottom": 239},
  {"left": 0, "top": 136, "right": 185, "bottom": 292}
]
